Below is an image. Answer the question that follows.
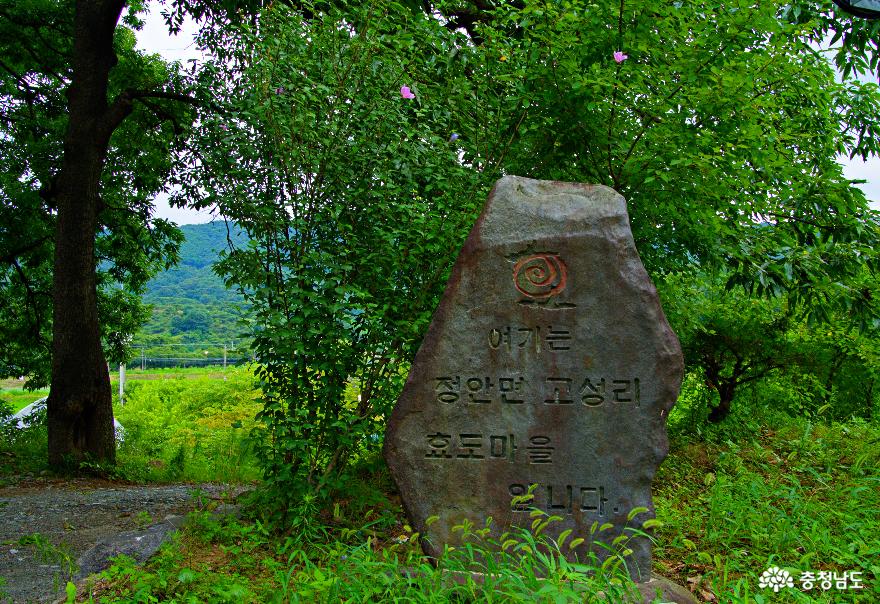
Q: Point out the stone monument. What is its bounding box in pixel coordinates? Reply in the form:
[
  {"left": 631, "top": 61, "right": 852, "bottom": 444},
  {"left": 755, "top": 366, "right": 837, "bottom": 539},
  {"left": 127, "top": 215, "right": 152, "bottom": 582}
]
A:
[{"left": 384, "top": 176, "right": 684, "bottom": 583}]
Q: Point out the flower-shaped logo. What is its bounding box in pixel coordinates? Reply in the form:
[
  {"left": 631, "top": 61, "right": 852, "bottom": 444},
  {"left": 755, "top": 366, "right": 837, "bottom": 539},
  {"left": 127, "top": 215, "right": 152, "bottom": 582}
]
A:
[{"left": 758, "top": 566, "right": 793, "bottom": 592}]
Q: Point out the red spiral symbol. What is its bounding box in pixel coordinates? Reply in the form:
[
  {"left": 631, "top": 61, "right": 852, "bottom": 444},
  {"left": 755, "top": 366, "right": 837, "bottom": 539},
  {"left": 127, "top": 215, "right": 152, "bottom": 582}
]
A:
[{"left": 513, "top": 254, "right": 567, "bottom": 299}]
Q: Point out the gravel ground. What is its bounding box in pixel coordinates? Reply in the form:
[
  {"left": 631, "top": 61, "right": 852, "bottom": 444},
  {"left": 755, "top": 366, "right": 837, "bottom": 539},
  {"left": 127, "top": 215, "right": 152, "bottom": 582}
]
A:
[{"left": 0, "top": 479, "right": 245, "bottom": 603}]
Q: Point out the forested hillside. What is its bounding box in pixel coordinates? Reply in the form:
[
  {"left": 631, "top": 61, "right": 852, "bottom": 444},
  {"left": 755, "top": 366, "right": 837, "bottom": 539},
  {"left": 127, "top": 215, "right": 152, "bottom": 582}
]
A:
[{"left": 134, "top": 222, "right": 249, "bottom": 357}]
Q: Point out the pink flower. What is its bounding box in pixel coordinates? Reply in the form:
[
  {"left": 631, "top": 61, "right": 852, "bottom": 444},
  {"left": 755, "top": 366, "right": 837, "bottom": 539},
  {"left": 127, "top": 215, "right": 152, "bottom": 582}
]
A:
[
  {"left": 400, "top": 85, "right": 415, "bottom": 99},
  {"left": 613, "top": 51, "right": 628, "bottom": 63}
]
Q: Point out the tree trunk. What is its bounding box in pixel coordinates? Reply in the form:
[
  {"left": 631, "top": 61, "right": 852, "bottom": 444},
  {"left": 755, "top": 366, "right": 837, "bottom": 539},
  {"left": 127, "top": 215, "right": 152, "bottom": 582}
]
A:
[
  {"left": 46, "top": 0, "right": 126, "bottom": 470},
  {"left": 821, "top": 351, "right": 845, "bottom": 407},
  {"left": 708, "top": 380, "right": 736, "bottom": 423},
  {"left": 704, "top": 357, "right": 737, "bottom": 424}
]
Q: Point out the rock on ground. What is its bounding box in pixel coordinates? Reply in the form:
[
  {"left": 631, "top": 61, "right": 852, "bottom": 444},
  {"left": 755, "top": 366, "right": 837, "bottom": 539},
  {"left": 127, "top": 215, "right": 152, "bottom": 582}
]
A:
[{"left": 0, "top": 479, "right": 245, "bottom": 603}]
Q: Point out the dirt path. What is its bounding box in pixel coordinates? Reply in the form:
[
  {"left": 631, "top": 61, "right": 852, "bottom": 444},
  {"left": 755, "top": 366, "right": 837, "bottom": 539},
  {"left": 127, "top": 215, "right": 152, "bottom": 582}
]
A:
[{"left": 0, "top": 479, "right": 245, "bottom": 603}]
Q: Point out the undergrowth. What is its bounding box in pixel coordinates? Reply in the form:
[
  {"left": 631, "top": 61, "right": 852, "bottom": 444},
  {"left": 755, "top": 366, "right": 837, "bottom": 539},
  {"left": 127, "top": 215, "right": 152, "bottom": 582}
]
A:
[
  {"left": 655, "top": 381, "right": 880, "bottom": 603},
  {"left": 3, "top": 369, "right": 878, "bottom": 602},
  {"left": 57, "top": 411, "right": 879, "bottom": 603},
  {"left": 71, "top": 485, "right": 646, "bottom": 603},
  {"left": 112, "top": 367, "right": 262, "bottom": 483},
  {"left": 0, "top": 367, "right": 261, "bottom": 483}
]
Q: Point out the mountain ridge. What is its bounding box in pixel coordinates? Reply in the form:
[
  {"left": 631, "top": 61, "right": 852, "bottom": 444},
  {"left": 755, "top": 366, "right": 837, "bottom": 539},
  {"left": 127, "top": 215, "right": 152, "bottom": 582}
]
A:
[{"left": 135, "top": 222, "right": 249, "bottom": 352}]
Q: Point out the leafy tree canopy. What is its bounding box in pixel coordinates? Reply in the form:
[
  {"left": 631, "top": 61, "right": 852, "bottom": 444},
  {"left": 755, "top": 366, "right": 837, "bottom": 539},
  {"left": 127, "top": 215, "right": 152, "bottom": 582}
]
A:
[
  {"left": 662, "top": 269, "right": 880, "bottom": 422},
  {"left": 171, "top": 0, "right": 880, "bottom": 495},
  {"left": 175, "top": 0, "right": 516, "bottom": 494},
  {"left": 477, "top": 0, "right": 880, "bottom": 320},
  {"left": 0, "top": 0, "right": 190, "bottom": 386}
]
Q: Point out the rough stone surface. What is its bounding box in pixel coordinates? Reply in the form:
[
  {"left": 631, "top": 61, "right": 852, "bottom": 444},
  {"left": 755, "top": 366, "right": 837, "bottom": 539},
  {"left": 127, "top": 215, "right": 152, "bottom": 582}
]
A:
[
  {"left": 636, "top": 574, "right": 700, "bottom": 603},
  {"left": 74, "top": 519, "right": 180, "bottom": 580},
  {"left": 384, "top": 176, "right": 683, "bottom": 581}
]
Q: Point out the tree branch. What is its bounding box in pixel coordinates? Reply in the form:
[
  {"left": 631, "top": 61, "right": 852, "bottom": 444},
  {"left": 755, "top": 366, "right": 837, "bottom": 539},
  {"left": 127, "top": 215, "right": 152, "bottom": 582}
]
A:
[
  {"left": 102, "top": 88, "right": 224, "bottom": 139},
  {"left": 760, "top": 212, "right": 834, "bottom": 230},
  {"left": 10, "top": 258, "right": 46, "bottom": 345},
  {"left": 0, "top": 236, "right": 52, "bottom": 265},
  {"left": 138, "top": 97, "right": 185, "bottom": 135},
  {"left": 128, "top": 89, "right": 205, "bottom": 106}
]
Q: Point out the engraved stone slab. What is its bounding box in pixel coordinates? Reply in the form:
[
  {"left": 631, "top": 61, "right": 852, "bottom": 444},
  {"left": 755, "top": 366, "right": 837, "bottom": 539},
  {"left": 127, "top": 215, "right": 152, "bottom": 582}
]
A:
[{"left": 384, "top": 176, "right": 684, "bottom": 581}]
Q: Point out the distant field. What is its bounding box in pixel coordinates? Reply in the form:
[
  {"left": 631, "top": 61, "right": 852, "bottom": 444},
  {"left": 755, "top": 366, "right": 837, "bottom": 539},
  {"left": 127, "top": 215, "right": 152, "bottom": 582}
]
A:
[
  {"left": 0, "top": 378, "right": 30, "bottom": 390},
  {"left": 2, "top": 366, "right": 261, "bottom": 483},
  {"left": 110, "top": 367, "right": 238, "bottom": 381},
  {"left": 2, "top": 366, "right": 243, "bottom": 413}
]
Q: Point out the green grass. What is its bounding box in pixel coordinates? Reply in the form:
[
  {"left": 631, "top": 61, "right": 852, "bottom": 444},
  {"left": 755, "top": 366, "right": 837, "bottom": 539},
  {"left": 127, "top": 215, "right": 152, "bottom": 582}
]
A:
[
  {"left": 652, "top": 416, "right": 880, "bottom": 602},
  {"left": 59, "top": 412, "right": 880, "bottom": 603},
  {"left": 111, "top": 367, "right": 262, "bottom": 483},
  {"left": 0, "top": 388, "right": 48, "bottom": 413},
  {"left": 0, "top": 367, "right": 261, "bottom": 483},
  {"left": 2, "top": 370, "right": 878, "bottom": 602},
  {"left": 73, "top": 475, "right": 645, "bottom": 604},
  {"left": 111, "top": 365, "right": 245, "bottom": 381},
  {"left": 0, "top": 366, "right": 240, "bottom": 414},
  {"left": 0, "top": 366, "right": 241, "bottom": 412}
]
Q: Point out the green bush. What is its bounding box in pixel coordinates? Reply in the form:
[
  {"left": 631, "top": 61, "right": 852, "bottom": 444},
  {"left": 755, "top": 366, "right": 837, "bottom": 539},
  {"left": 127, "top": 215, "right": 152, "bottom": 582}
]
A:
[
  {"left": 182, "top": 0, "right": 510, "bottom": 505},
  {"left": 114, "top": 367, "right": 262, "bottom": 483}
]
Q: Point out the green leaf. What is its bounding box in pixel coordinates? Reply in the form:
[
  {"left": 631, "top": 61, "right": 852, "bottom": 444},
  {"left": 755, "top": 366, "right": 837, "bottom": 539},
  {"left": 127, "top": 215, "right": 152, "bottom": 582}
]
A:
[
  {"left": 178, "top": 568, "right": 196, "bottom": 584},
  {"left": 557, "top": 528, "right": 573, "bottom": 549}
]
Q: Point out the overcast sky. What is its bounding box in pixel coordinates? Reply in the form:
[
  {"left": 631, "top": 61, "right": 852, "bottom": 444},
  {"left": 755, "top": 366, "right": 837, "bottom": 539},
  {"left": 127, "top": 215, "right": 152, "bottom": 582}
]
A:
[
  {"left": 135, "top": 10, "right": 879, "bottom": 224},
  {"left": 135, "top": 11, "right": 211, "bottom": 224}
]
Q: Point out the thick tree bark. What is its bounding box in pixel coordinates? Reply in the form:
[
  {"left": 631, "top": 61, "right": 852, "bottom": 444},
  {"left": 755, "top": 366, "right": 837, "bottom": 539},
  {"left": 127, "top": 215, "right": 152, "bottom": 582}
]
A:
[
  {"left": 46, "top": 0, "right": 126, "bottom": 469},
  {"left": 707, "top": 380, "right": 736, "bottom": 423},
  {"left": 704, "top": 356, "right": 738, "bottom": 424}
]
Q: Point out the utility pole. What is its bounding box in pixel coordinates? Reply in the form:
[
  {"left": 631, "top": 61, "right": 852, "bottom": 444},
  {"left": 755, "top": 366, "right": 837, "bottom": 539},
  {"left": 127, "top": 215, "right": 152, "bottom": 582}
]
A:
[
  {"left": 224, "top": 344, "right": 227, "bottom": 368},
  {"left": 119, "top": 363, "right": 126, "bottom": 406}
]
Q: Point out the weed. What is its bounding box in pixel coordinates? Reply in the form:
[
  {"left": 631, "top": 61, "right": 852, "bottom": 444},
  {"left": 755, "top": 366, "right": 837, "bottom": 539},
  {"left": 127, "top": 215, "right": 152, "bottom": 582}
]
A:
[
  {"left": 0, "top": 396, "right": 48, "bottom": 476},
  {"left": 135, "top": 511, "right": 154, "bottom": 529},
  {"left": 0, "top": 389, "right": 49, "bottom": 414},
  {"left": 654, "top": 417, "right": 880, "bottom": 602},
  {"left": 112, "top": 367, "right": 261, "bottom": 483},
  {"left": 83, "top": 483, "right": 649, "bottom": 603},
  {"left": 18, "top": 533, "right": 78, "bottom": 593}
]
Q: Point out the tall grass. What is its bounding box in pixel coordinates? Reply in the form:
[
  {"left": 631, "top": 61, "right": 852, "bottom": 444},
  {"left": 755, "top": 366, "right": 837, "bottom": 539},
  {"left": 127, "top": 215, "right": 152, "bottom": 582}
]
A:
[
  {"left": 655, "top": 411, "right": 880, "bottom": 602},
  {"left": 82, "top": 494, "right": 644, "bottom": 603},
  {"left": 113, "top": 367, "right": 262, "bottom": 483},
  {"left": 4, "top": 368, "right": 879, "bottom": 602},
  {"left": 94, "top": 414, "right": 873, "bottom": 603},
  {"left": 0, "top": 367, "right": 262, "bottom": 483}
]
